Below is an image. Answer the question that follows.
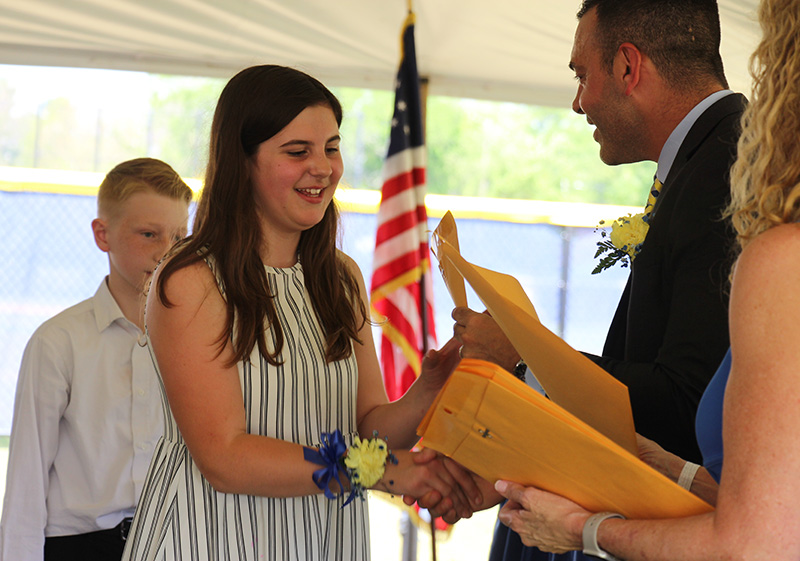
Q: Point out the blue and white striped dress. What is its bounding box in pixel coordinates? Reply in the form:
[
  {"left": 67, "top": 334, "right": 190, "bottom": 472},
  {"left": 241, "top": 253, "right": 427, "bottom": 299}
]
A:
[{"left": 122, "top": 259, "right": 370, "bottom": 561}]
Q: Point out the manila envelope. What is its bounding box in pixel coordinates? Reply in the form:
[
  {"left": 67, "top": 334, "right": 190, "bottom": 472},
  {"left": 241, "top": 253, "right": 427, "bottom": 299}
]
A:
[
  {"left": 417, "top": 359, "right": 713, "bottom": 519},
  {"left": 431, "top": 211, "right": 468, "bottom": 308},
  {"left": 431, "top": 215, "right": 636, "bottom": 453}
]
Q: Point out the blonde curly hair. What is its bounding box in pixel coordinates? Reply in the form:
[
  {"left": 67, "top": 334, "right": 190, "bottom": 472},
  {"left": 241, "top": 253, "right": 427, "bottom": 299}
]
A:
[{"left": 726, "top": 0, "right": 800, "bottom": 252}]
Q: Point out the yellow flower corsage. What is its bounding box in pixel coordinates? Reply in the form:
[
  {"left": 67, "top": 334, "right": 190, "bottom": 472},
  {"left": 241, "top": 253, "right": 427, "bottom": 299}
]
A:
[
  {"left": 344, "top": 435, "right": 390, "bottom": 488},
  {"left": 592, "top": 212, "right": 650, "bottom": 274}
]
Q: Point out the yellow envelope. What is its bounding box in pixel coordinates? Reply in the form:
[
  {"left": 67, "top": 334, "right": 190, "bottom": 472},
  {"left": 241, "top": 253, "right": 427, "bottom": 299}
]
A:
[
  {"left": 432, "top": 211, "right": 468, "bottom": 308},
  {"left": 418, "top": 359, "right": 713, "bottom": 519},
  {"left": 432, "top": 220, "right": 636, "bottom": 453}
]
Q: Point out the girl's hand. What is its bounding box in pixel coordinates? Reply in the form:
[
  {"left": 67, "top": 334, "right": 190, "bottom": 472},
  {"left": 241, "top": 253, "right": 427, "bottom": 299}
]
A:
[
  {"left": 417, "top": 337, "right": 462, "bottom": 394},
  {"left": 378, "top": 448, "right": 475, "bottom": 520}
]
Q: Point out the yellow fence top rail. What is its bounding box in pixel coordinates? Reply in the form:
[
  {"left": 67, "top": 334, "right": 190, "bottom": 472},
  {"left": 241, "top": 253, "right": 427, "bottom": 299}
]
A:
[{"left": 0, "top": 166, "right": 639, "bottom": 229}]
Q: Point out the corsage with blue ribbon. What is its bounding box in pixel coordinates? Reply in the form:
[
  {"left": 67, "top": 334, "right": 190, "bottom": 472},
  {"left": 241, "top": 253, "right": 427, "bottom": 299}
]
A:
[
  {"left": 303, "top": 429, "right": 398, "bottom": 506},
  {"left": 303, "top": 430, "right": 351, "bottom": 502}
]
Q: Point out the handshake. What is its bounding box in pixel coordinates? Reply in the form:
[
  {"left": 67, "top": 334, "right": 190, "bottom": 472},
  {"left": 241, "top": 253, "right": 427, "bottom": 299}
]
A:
[
  {"left": 388, "top": 447, "right": 501, "bottom": 524},
  {"left": 379, "top": 310, "right": 521, "bottom": 523}
]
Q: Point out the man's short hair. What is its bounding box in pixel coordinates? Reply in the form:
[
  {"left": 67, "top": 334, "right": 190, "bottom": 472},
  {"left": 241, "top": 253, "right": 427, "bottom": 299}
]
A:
[
  {"left": 578, "top": 0, "right": 728, "bottom": 91},
  {"left": 97, "top": 158, "right": 193, "bottom": 219}
]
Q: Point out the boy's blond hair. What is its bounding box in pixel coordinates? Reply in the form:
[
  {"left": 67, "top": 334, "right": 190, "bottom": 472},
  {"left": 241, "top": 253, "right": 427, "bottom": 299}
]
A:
[{"left": 97, "top": 158, "right": 193, "bottom": 219}]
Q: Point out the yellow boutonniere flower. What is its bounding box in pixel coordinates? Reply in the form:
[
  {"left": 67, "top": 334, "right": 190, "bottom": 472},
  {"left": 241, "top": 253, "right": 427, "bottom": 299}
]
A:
[
  {"left": 344, "top": 436, "right": 389, "bottom": 488},
  {"left": 593, "top": 212, "right": 650, "bottom": 274}
]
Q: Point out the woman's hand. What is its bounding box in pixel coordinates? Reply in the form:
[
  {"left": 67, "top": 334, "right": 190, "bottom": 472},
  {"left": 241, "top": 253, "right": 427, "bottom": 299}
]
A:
[{"left": 495, "top": 480, "right": 590, "bottom": 553}]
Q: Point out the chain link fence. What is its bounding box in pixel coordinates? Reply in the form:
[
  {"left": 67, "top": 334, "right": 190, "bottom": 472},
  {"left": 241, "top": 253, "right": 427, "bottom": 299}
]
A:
[{"left": 0, "top": 185, "right": 631, "bottom": 435}]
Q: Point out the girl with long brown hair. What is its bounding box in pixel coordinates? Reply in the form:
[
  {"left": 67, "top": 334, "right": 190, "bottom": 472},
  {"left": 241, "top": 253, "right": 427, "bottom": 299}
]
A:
[{"left": 122, "top": 65, "right": 475, "bottom": 561}]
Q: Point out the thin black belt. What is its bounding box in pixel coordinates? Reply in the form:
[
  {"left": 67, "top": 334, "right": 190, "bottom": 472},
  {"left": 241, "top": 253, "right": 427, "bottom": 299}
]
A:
[
  {"left": 97, "top": 517, "right": 133, "bottom": 541},
  {"left": 117, "top": 517, "right": 133, "bottom": 541}
]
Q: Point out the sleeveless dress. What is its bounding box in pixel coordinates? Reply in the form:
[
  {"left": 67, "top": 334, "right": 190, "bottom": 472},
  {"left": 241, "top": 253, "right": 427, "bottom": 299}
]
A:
[
  {"left": 695, "top": 347, "right": 731, "bottom": 483},
  {"left": 122, "top": 258, "right": 370, "bottom": 561}
]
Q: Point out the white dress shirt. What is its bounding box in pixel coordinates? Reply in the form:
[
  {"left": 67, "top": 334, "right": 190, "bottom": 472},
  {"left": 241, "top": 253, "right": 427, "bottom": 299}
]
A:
[
  {"left": 656, "top": 89, "right": 734, "bottom": 182},
  {"left": 0, "top": 278, "right": 163, "bottom": 561}
]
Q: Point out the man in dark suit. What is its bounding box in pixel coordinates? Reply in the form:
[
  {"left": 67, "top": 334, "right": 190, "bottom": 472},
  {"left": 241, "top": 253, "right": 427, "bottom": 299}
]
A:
[{"left": 446, "top": 0, "right": 744, "bottom": 559}]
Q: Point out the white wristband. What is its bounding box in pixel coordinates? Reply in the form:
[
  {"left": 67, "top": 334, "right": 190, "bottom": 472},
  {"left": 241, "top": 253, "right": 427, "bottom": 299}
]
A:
[
  {"left": 677, "top": 461, "right": 701, "bottom": 490},
  {"left": 582, "top": 512, "right": 624, "bottom": 560}
]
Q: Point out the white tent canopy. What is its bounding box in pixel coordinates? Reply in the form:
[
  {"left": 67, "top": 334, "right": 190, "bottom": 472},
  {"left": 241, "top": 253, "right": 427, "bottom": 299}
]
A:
[{"left": 0, "top": 0, "right": 760, "bottom": 107}]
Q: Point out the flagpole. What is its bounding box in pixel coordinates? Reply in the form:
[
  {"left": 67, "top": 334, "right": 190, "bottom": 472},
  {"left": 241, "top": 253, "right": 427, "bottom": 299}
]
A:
[
  {"left": 408, "top": 2, "right": 437, "bottom": 556},
  {"left": 419, "top": 75, "right": 430, "bottom": 359},
  {"left": 407, "top": 2, "right": 436, "bottom": 554},
  {"left": 417, "top": 73, "right": 438, "bottom": 561},
  {"left": 412, "top": 8, "right": 424, "bottom": 561}
]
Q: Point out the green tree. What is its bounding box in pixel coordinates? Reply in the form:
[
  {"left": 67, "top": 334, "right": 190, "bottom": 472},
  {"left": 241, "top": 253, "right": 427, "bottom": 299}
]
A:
[
  {"left": 1, "top": 66, "right": 655, "bottom": 206},
  {"left": 148, "top": 76, "right": 225, "bottom": 178},
  {"left": 0, "top": 79, "right": 31, "bottom": 166},
  {"left": 427, "top": 97, "right": 654, "bottom": 205},
  {"left": 30, "top": 98, "right": 90, "bottom": 170},
  {"left": 333, "top": 87, "right": 393, "bottom": 190}
]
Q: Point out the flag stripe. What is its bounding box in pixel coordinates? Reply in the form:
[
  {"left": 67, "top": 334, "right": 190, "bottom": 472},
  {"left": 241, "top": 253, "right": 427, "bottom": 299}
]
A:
[
  {"left": 371, "top": 254, "right": 431, "bottom": 304},
  {"left": 376, "top": 214, "right": 422, "bottom": 246},
  {"left": 380, "top": 338, "right": 417, "bottom": 401},
  {"left": 378, "top": 185, "right": 427, "bottom": 229},
  {"left": 380, "top": 167, "right": 427, "bottom": 202},
  {"left": 383, "top": 146, "right": 427, "bottom": 181},
  {"left": 371, "top": 247, "right": 429, "bottom": 290},
  {"left": 374, "top": 296, "right": 421, "bottom": 359},
  {"left": 373, "top": 219, "right": 429, "bottom": 269}
]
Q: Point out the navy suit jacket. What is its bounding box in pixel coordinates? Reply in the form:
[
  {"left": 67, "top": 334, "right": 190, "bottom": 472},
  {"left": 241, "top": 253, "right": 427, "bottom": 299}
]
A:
[{"left": 587, "top": 93, "right": 747, "bottom": 462}]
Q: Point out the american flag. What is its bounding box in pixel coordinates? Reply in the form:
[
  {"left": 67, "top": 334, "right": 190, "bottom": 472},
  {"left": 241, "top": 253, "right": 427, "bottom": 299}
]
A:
[{"left": 370, "top": 10, "right": 436, "bottom": 402}]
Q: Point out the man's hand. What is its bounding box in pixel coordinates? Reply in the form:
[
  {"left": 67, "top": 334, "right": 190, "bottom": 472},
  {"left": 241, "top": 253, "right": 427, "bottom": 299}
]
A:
[
  {"left": 452, "top": 307, "right": 518, "bottom": 372},
  {"left": 636, "top": 433, "right": 683, "bottom": 479}
]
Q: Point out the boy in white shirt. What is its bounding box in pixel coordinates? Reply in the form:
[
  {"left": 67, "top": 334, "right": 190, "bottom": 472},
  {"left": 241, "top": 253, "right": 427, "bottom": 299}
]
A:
[{"left": 0, "top": 158, "right": 192, "bottom": 561}]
